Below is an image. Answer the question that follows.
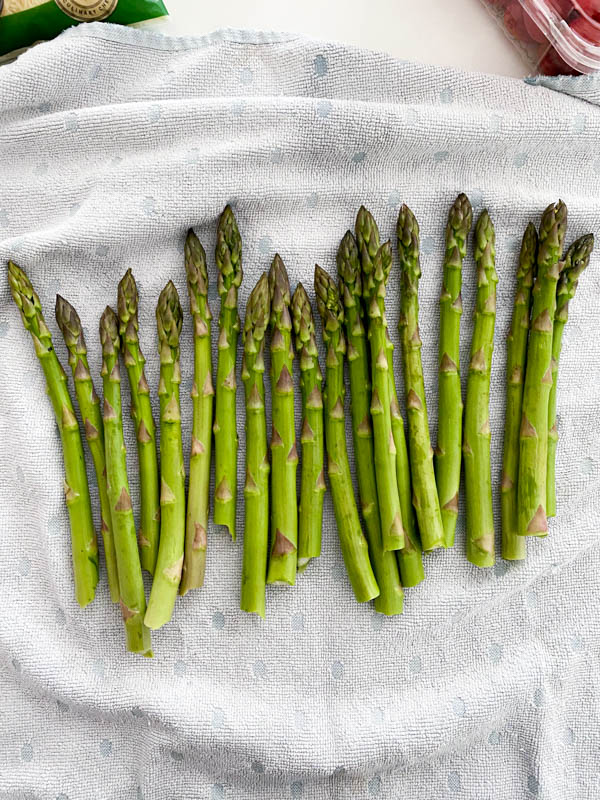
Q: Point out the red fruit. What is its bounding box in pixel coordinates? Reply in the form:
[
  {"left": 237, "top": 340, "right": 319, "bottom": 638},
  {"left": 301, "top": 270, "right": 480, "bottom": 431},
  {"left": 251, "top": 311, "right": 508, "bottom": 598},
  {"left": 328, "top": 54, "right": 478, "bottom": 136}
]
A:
[
  {"left": 548, "top": 0, "right": 574, "bottom": 18},
  {"left": 523, "top": 10, "right": 548, "bottom": 42},
  {"left": 575, "top": 0, "right": 600, "bottom": 18},
  {"left": 537, "top": 44, "right": 579, "bottom": 74},
  {"left": 504, "top": 2, "right": 530, "bottom": 40},
  {"left": 570, "top": 12, "right": 600, "bottom": 41}
]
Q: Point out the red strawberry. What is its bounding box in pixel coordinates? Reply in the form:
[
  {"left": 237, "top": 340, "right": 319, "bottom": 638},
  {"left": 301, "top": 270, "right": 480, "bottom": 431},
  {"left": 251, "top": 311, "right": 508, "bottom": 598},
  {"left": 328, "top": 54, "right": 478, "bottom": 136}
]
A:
[
  {"left": 570, "top": 12, "right": 600, "bottom": 40},
  {"left": 537, "top": 44, "right": 579, "bottom": 74},
  {"left": 504, "top": 2, "right": 530, "bottom": 40},
  {"left": 548, "top": 0, "right": 574, "bottom": 18},
  {"left": 575, "top": 0, "right": 600, "bottom": 18},
  {"left": 523, "top": 10, "right": 548, "bottom": 42}
]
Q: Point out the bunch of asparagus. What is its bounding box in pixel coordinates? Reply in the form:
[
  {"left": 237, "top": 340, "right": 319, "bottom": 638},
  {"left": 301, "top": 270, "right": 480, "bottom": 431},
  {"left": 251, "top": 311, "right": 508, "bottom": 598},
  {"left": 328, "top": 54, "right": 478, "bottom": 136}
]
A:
[{"left": 8, "top": 197, "right": 593, "bottom": 653}]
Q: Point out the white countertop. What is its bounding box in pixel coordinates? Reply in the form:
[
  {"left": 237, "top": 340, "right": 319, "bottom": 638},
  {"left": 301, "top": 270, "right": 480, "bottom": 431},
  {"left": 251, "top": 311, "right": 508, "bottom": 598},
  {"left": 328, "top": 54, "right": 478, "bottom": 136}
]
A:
[{"left": 150, "top": 0, "right": 528, "bottom": 78}]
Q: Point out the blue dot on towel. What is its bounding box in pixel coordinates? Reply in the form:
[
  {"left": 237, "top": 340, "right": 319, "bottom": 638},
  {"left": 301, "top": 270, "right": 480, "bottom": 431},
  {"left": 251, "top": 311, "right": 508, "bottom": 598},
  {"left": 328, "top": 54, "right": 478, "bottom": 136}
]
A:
[
  {"left": 57, "top": 794, "right": 69, "bottom": 800},
  {"left": 562, "top": 727, "right": 574, "bottom": 745},
  {"left": 291, "top": 612, "right": 304, "bottom": 631},
  {"left": 0, "top": 321, "right": 8, "bottom": 339},
  {"left": 331, "top": 661, "right": 344, "bottom": 680},
  {"left": 231, "top": 100, "right": 245, "bottom": 117},
  {"left": 352, "top": 151, "right": 366, "bottom": 163},
  {"left": 526, "top": 590, "right": 538, "bottom": 609},
  {"left": 421, "top": 236, "right": 435, "bottom": 255},
  {"left": 212, "top": 785, "right": 224, "bottom": 800},
  {"left": 21, "top": 742, "right": 33, "bottom": 762},
  {"left": 452, "top": 697, "right": 465, "bottom": 716},
  {"left": 488, "top": 730, "right": 500, "bottom": 746},
  {"left": 171, "top": 750, "right": 184, "bottom": 762},
  {"left": 239, "top": 68, "right": 253, "bottom": 85},
  {"left": 368, "top": 776, "right": 381, "bottom": 795},
  {"left": 316, "top": 100, "right": 332, "bottom": 118},
  {"left": 252, "top": 761, "right": 264, "bottom": 773},
  {"left": 409, "top": 656, "right": 422, "bottom": 674},
  {"left": 271, "top": 148, "right": 284, "bottom": 164},
  {"left": 387, "top": 190, "right": 401, "bottom": 208},
  {"left": 91, "top": 659, "right": 105, "bottom": 678},
  {"left": 95, "top": 244, "right": 109, "bottom": 257},
  {"left": 448, "top": 771, "right": 461, "bottom": 792},
  {"left": 291, "top": 780, "right": 303, "bottom": 797},
  {"left": 258, "top": 237, "right": 273, "bottom": 256},
  {"left": 212, "top": 611, "right": 225, "bottom": 630},
  {"left": 513, "top": 152, "right": 529, "bottom": 168},
  {"left": 18, "top": 557, "right": 30, "bottom": 576},
  {"left": 99, "top": 740, "right": 112, "bottom": 757},
  {"left": 142, "top": 197, "right": 156, "bottom": 216},
  {"left": 371, "top": 614, "right": 383, "bottom": 631},
  {"left": 212, "top": 708, "right": 225, "bottom": 728},
  {"left": 433, "top": 151, "right": 449, "bottom": 163},
  {"left": 494, "top": 561, "right": 508, "bottom": 577},
  {"left": 440, "top": 88, "right": 453, "bottom": 104},
  {"left": 253, "top": 660, "right": 266, "bottom": 678},
  {"left": 533, "top": 687, "right": 545, "bottom": 708},
  {"left": 64, "top": 113, "right": 79, "bottom": 133},
  {"left": 314, "top": 55, "right": 328, "bottom": 76},
  {"left": 306, "top": 193, "right": 318, "bottom": 208},
  {"left": 528, "top": 775, "right": 539, "bottom": 794},
  {"left": 489, "top": 643, "right": 503, "bottom": 663},
  {"left": 147, "top": 105, "right": 162, "bottom": 123},
  {"left": 55, "top": 608, "right": 66, "bottom": 627},
  {"left": 573, "top": 113, "right": 586, "bottom": 133},
  {"left": 174, "top": 660, "right": 186, "bottom": 676},
  {"left": 294, "top": 710, "right": 305, "bottom": 730}
]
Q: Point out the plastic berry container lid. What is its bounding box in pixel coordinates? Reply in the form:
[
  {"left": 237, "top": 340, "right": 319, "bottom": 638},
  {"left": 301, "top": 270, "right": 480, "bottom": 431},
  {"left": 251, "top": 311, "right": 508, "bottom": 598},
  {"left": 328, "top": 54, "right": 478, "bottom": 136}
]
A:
[{"left": 481, "top": 0, "right": 600, "bottom": 75}]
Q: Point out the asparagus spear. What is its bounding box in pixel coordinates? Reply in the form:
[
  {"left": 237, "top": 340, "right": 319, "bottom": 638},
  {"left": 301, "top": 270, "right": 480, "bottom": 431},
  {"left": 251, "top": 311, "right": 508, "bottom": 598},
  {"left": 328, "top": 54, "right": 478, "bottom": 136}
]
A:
[
  {"left": 100, "top": 307, "right": 151, "bottom": 655},
  {"left": 547, "top": 233, "right": 594, "bottom": 517},
  {"left": 291, "top": 283, "right": 326, "bottom": 571},
  {"left": 8, "top": 262, "right": 98, "bottom": 608},
  {"left": 214, "top": 205, "right": 242, "bottom": 540},
  {"left": 55, "top": 295, "right": 120, "bottom": 602},
  {"left": 396, "top": 205, "right": 445, "bottom": 552},
  {"left": 463, "top": 210, "right": 498, "bottom": 567},
  {"left": 180, "top": 231, "right": 214, "bottom": 595},
  {"left": 356, "top": 207, "right": 404, "bottom": 552},
  {"left": 435, "top": 194, "right": 473, "bottom": 548},
  {"left": 337, "top": 232, "right": 405, "bottom": 614},
  {"left": 241, "top": 274, "right": 271, "bottom": 616},
  {"left": 266, "top": 255, "right": 298, "bottom": 585},
  {"left": 315, "top": 265, "right": 380, "bottom": 603},
  {"left": 501, "top": 223, "right": 537, "bottom": 561},
  {"left": 117, "top": 270, "right": 160, "bottom": 574},
  {"left": 145, "top": 282, "right": 185, "bottom": 629},
  {"left": 518, "top": 201, "right": 567, "bottom": 537}
]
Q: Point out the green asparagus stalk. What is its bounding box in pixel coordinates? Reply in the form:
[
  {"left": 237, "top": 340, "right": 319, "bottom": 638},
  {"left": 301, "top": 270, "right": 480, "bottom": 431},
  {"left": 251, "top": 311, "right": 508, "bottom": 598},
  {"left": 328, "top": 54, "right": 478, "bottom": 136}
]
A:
[
  {"left": 241, "top": 274, "right": 271, "bottom": 616},
  {"left": 55, "top": 295, "right": 120, "bottom": 602},
  {"left": 518, "top": 201, "right": 567, "bottom": 537},
  {"left": 337, "top": 232, "right": 404, "bottom": 614},
  {"left": 99, "top": 307, "right": 151, "bottom": 655},
  {"left": 501, "top": 224, "right": 537, "bottom": 561},
  {"left": 180, "top": 231, "right": 213, "bottom": 595},
  {"left": 145, "top": 282, "right": 185, "bottom": 629},
  {"left": 463, "top": 210, "right": 498, "bottom": 567},
  {"left": 8, "top": 262, "right": 98, "bottom": 608},
  {"left": 117, "top": 270, "right": 160, "bottom": 574},
  {"left": 291, "top": 283, "right": 326, "bottom": 571},
  {"left": 435, "top": 194, "right": 473, "bottom": 548},
  {"left": 396, "top": 206, "right": 445, "bottom": 552},
  {"left": 214, "top": 205, "right": 242, "bottom": 540},
  {"left": 315, "top": 264, "right": 380, "bottom": 603},
  {"left": 547, "top": 233, "right": 594, "bottom": 517},
  {"left": 266, "top": 255, "right": 298, "bottom": 585},
  {"left": 356, "top": 207, "right": 404, "bottom": 552}
]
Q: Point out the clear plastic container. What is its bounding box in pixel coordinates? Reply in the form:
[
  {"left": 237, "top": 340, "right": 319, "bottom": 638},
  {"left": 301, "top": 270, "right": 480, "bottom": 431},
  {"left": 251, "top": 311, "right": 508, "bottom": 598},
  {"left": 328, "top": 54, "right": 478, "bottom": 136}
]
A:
[{"left": 480, "top": 0, "right": 600, "bottom": 74}]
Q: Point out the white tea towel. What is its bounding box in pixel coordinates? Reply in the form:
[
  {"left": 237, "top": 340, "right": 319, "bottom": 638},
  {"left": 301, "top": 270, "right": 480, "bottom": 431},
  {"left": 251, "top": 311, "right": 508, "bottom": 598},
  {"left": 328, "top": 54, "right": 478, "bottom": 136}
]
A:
[{"left": 0, "top": 23, "right": 599, "bottom": 800}]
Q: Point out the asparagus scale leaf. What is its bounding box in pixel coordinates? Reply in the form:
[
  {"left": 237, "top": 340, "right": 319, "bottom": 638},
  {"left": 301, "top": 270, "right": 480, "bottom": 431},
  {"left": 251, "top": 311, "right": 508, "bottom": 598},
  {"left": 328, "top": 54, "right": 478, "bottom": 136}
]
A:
[{"left": 8, "top": 262, "right": 98, "bottom": 608}]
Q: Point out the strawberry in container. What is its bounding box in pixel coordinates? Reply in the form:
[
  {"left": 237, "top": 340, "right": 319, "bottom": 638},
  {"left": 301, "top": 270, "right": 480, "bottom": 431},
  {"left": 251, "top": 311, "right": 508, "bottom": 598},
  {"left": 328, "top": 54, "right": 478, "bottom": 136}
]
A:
[{"left": 481, "top": 0, "right": 600, "bottom": 74}]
